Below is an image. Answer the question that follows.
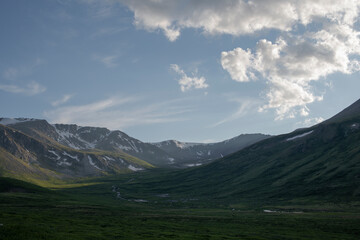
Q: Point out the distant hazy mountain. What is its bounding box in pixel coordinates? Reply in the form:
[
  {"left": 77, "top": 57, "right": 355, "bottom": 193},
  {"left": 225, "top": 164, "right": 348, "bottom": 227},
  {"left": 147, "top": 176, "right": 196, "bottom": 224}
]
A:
[
  {"left": 0, "top": 124, "right": 152, "bottom": 180},
  {"left": 152, "top": 134, "right": 270, "bottom": 167}
]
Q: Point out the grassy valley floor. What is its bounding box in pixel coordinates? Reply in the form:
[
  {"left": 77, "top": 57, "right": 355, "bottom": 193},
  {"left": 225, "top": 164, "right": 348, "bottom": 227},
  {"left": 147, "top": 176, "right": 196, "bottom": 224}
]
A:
[{"left": 0, "top": 176, "right": 360, "bottom": 240}]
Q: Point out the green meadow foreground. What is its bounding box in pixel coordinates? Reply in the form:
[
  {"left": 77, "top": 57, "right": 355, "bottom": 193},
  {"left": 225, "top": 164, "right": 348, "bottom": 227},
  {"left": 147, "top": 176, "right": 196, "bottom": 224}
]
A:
[{"left": 0, "top": 176, "right": 359, "bottom": 240}]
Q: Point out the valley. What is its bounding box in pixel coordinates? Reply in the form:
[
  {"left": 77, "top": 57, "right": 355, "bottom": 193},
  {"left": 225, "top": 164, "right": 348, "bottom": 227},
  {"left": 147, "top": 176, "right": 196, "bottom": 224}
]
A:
[
  {"left": 0, "top": 175, "right": 360, "bottom": 240},
  {"left": 1, "top": 98, "right": 360, "bottom": 239}
]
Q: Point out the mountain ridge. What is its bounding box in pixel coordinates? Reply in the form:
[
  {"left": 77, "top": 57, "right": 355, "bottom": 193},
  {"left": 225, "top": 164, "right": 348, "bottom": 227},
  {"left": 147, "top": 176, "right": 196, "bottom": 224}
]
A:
[
  {"left": 1, "top": 97, "right": 360, "bottom": 202},
  {"left": 1, "top": 117, "right": 269, "bottom": 168},
  {"left": 0, "top": 124, "right": 153, "bottom": 182},
  {"left": 144, "top": 98, "right": 360, "bottom": 201},
  {"left": 151, "top": 133, "right": 271, "bottom": 166}
]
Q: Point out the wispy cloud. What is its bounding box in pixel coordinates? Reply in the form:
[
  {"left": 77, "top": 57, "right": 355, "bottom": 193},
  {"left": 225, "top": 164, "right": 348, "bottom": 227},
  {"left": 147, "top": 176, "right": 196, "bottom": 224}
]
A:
[
  {"left": 210, "top": 97, "right": 261, "bottom": 128},
  {"left": 51, "top": 94, "right": 73, "bottom": 107},
  {"left": 3, "top": 68, "right": 18, "bottom": 80},
  {"left": 0, "top": 58, "right": 46, "bottom": 96},
  {"left": 44, "top": 96, "right": 192, "bottom": 130},
  {"left": 0, "top": 82, "right": 46, "bottom": 95},
  {"left": 93, "top": 55, "right": 119, "bottom": 68},
  {"left": 2, "top": 58, "right": 45, "bottom": 80},
  {"left": 170, "top": 64, "right": 208, "bottom": 92}
]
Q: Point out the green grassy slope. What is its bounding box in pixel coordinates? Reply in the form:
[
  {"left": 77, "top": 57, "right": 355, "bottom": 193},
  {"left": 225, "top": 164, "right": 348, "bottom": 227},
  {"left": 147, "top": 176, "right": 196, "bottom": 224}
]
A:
[
  {"left": 0, "top": 177, "right": 50, "bottom": 193},
  {"left": 92, "top": 116, "right": 360, "bottom": 205},
  {"left": 174, "top": 118, "right": 360, "bottom": 202}
]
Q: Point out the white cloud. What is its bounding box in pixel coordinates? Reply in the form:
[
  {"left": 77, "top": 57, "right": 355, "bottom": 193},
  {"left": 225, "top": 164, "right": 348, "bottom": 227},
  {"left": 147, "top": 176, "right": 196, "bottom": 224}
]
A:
[
  {"left": 120, "top": 0, "right": 360, "bottom": 41},
  {"left": 296, "top": 117, "right": 325, "bottom": 127},
  {"left": 0, "top": 82, "right": 46, "bottom": 95},
  {"left": 221, "top": 48, "right": 257, "bottom": 82},
  {"left": 44, "top": 96, "right": 191, "bottom": 130},
  {"left": 222, "top": 20, "right": 360, "bottom": 119},
  {"left": 120, "top": 0, "right": 360, "bottom": 119},
  {"left": 51, "top": 94, "right": 73, "bottom": 107},
  {"left": 170, "top": 64, "right": 208, "bottom": 92}
]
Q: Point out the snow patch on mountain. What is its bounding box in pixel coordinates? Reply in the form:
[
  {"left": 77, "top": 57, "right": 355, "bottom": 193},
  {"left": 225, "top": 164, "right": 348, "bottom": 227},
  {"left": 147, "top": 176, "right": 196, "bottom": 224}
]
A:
[
  {"left": 88, "top": 156, "right": 102, "bottom": 170},
  {"left": 54, "top": 126, "right": 96, "bottom": 149},
  {"left": 185, "top": 163, "right": 203, "bottom": 167},
  {"left": 48, "top": 150, "right": 72, "bottom": 166},
  {"left": 124, "top": 138, "right": 142, "bottom": 153},
  {"left": 287, "top": 130, "right": 314, "bottom": 141},
  {"left": 152, "top": 140, "right": 204, "bottom": 149},
  {"left": 110, "top": 141, "right": 132, "bottom": 151},
  {"left": 128, "top": 165, "right": 144, "bottom": 171},
  {"left": 103, "top": 156, "right": 115, "bottom": 161},
  {"left": 62, "top": 151, "right": 80, "bottom": 162},
  {"left": 197, "top": 151, "right": 203, "bottom": 156},
  {"left": 57, "top": 159, "right": 72, "bottom": 166},
  {"left": 48, "top": 150, "right": 61, "bottom": 160}
]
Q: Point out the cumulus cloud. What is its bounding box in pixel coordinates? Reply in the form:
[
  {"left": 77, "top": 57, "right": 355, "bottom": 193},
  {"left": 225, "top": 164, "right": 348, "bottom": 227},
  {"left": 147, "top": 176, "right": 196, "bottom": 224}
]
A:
[
  {"left": 221, "top": 48, "right": 256, "bottom": 82},
  {"left": 221, "top": 20, "right": 360, "bottom": 119},
  {"left": 51, "top": 94, "right": 73, "bottom": 107},
  {"left": 120, "top": 0, "right": 360, "bottom": 41},
  {"left": 44, "top": 96, "right": 191, "bottom": 130},
  {"left": 0, "top": 82, "right": 46, "bottom": 96},
  {"left": 170, "top": 64, "right": 208, "bottom": 92},
  {"left": 120, "top": 0, "right": 360, "bottom": 119}
]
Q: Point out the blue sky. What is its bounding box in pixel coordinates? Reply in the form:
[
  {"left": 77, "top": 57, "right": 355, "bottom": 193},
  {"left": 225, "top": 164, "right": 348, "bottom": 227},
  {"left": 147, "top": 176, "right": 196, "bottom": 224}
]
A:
[{"left": 1, "top": 0, "right": 360, "bottom": 142}]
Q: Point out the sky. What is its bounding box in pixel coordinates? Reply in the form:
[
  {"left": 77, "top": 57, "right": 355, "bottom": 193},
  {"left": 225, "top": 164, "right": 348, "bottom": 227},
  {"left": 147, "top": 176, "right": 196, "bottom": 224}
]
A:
[{"left": 0, "top": 0, "right": 360, "bottom": 143}]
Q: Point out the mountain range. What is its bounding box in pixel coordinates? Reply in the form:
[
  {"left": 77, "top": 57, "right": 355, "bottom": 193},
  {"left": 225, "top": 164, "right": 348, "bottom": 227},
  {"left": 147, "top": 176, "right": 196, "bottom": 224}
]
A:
[
  {"left": 0, "top": 98, "right": 359, "bottom": 202},
  {"left": 0, "top": 117, "right": 269, "bottom": 181},
  {"left": 152, "top": 133, "right": 269, "bottom": 167}
]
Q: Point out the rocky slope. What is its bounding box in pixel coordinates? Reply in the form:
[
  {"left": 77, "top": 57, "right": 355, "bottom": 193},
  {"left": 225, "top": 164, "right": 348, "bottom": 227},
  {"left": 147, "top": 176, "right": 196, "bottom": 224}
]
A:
[
  {"left": 0, "top": 119, "right": 173, "bottom": 167},
  {"left": 0, "top": 124, "right": 152, "bottom": 181}
]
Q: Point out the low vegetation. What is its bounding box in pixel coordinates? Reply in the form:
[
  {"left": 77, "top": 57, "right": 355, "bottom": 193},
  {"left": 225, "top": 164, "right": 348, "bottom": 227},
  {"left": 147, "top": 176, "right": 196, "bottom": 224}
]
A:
[{"left": 0, "top": 176, "right": 360, "bottom": 239}]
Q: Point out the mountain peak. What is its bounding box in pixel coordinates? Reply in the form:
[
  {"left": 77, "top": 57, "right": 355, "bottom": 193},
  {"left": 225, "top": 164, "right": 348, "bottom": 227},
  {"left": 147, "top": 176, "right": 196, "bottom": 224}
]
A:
[{"left": 326, "top": 98, "right": 360, "bottom": 123}]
